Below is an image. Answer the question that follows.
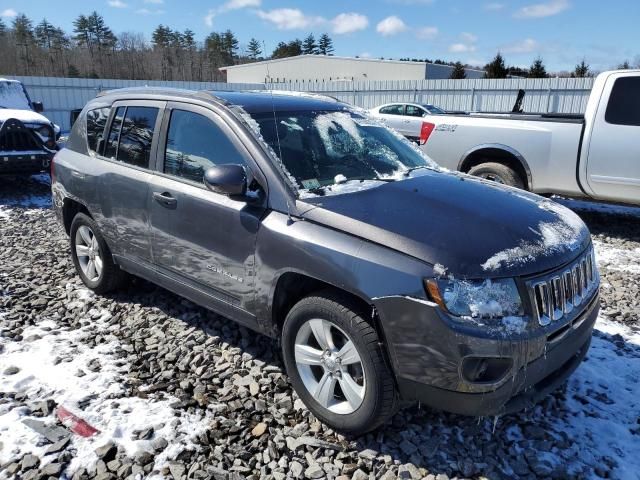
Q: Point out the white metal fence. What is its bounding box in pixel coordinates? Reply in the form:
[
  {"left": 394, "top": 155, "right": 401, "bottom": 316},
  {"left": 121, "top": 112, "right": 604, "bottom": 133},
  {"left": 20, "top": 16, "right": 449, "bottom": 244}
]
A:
[{"left": 6, "top": 75, "right": 595, "bottom": 131}]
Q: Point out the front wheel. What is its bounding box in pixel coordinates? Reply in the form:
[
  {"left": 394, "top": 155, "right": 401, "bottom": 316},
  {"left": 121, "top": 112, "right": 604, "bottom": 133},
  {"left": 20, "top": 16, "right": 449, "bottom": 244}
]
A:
[{"left": 282, "top": 291, "right": 398, "bottom": 436}]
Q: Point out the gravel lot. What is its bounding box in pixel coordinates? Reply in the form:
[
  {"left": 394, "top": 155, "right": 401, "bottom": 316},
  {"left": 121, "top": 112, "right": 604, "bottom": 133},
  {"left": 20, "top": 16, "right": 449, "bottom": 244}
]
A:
[{"left": 1, "top": 175, "right": 639, "bottom": 480}]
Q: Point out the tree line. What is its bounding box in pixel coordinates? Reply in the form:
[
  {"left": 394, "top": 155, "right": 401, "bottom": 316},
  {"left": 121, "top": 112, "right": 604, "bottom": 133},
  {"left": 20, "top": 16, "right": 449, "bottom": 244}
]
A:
[
  {"left": 0, "top": 11, "right": 636, "bottom": 81},
  {"left": 0, "top": 11, "right": 337, "bottom": 81}
]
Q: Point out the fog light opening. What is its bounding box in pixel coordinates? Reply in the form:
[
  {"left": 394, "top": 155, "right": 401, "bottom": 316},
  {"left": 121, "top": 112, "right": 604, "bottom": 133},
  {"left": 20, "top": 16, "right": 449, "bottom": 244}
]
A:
[{"left": 462, "top": 357, "right": 513, "bottom": 384}]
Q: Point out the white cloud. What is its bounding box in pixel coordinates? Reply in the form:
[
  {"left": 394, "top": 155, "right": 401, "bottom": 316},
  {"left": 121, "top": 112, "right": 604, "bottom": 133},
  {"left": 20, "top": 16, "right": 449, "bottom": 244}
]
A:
[
  {"left": 359, "top": 52, "right": 372, "bottom": 58},
  {"left": 376, "top": 16, "right": 407, "bottom": 36},
  {"left": 107, "top": 0, "right": 128, "bottom": 8},
  {"left": 449, "top": 43, "right": 477, "bottom": 53},
  {"left": 416, "top": 26, "right": 438, "bottom": 40},
  {"left": 1, "top": 8, "right": 17, "bottom": 18},
  {"left": 256, "top": 8, "right": 324, "bottom": 30},
  {"left": 221, "top": 0, "right": 261, "bottom": 12},
  {"left": 204, "top": 10, "right": 216, "bottom": 27},
  {"left": 515, "top": 0, "right": 570, "bottom": 18},
  {"left": 484, "top": 2, "right": 505, "bottom": 10},
  {"left": 503, "top": 38, "right": 539, "bottom": 53},
  {"left": 331, "top": 13, "right": 368, "bottom": 34},
  {"left": 143, "top": 0, "right": 163, "bottom": 3},
  {"left": 136, "top": 8, "right": 164, "bottom": 15},
  {"left": 460, "top": 32, "right": 478, "bottom": 43},
  {"left": 204, "top": 0, "right": 261, "bottom": 27}
]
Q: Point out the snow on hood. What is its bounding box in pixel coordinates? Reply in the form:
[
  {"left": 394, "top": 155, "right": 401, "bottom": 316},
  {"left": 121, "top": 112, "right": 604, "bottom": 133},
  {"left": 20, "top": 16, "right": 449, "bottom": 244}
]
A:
[
  {"left": 0, "top": 108, "right": 52, "bottom": 125},
  {"left": 481, "top": 200, "right": 587, "bottom": 271}
]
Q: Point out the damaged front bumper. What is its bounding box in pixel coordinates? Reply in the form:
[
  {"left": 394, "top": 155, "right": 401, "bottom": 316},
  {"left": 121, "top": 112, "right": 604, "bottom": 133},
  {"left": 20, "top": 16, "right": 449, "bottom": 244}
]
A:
[
  {"left": 375, "top": 291, "right": 599, "bottom": 416},
  {"left": 0, "top": 118, "right": 56, "bottom": 175}
]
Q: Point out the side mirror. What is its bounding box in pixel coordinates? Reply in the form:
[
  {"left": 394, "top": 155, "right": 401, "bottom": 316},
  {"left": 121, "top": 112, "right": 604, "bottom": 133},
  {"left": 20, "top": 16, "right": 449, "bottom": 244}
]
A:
[
  {"left": 32, "top": 101, "right": 44, "bottom": 113},
  {"left": 204, "top": 164, "right": 247, "bottom": 197}
]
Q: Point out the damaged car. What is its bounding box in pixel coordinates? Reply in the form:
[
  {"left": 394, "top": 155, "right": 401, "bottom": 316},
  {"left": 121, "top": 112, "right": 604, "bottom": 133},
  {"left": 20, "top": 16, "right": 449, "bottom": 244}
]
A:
[
  {"left": 52, "top": 89, "right": 599, "bottom": 435},
  {"left": 0, "top": 78, "right": 60, "bottom": 175}
]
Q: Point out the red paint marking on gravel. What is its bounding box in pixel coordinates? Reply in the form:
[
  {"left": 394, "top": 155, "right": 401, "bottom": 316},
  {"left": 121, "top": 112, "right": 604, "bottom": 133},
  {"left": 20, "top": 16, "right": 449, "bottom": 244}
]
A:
[{"left": 56, "top": 406, "right": 100, "bottom": 437}]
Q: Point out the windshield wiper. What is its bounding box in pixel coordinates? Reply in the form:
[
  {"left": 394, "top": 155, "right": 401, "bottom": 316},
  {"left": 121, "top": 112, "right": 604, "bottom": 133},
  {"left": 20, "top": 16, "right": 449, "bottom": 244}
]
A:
[{"left": 403, "top": 165, "right": 430, "bottom": 176}]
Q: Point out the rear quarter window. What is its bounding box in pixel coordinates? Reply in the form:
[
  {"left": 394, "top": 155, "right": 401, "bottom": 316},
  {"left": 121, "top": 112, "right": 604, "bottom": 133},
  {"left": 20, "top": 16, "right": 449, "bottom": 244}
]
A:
[
  {"left": 86, "top": 107, "right": 111, "bottom": 155},
  {"left": 605, "top": 77, "right": 640, "bottom": 127}
]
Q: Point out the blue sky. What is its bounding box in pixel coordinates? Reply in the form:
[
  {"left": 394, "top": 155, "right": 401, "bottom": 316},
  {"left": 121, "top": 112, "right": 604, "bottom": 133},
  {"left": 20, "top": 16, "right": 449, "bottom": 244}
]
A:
[{"left": 1, "top": 0, "right": 638, "bottom": 72}]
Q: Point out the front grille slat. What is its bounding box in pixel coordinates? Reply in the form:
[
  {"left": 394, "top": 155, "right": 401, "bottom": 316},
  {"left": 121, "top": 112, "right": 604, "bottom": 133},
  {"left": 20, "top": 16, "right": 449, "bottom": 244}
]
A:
[{"left": 530, "top": 247, "right": 598, "bottom": 326}]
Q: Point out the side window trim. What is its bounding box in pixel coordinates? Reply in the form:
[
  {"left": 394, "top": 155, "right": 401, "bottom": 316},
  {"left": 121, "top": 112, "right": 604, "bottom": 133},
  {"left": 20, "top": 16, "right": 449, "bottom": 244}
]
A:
[
  {"left": 99, "top": 99, "right": 166, "bottom": 172},
  {"left": 156, "top": 101, "right": 261, "bottom": 190}
]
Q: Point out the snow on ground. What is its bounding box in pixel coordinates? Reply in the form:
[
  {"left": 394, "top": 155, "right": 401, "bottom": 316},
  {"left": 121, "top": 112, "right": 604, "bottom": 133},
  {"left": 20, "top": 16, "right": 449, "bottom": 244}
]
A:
[{"left": 0, "top": 284, "right": 210, "bottom": 477}]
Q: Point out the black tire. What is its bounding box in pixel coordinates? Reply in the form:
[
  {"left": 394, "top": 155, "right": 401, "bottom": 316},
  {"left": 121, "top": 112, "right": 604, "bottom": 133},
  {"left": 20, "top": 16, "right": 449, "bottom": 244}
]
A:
[
  {"left": 468, "top": 162, "right": 525, "bottom": 189},
  {"left": 70, "top": 213, "right": 126, "bottom": 294},
  {"left": 281, "top": 290, "right": 398, "bottom": 436}
]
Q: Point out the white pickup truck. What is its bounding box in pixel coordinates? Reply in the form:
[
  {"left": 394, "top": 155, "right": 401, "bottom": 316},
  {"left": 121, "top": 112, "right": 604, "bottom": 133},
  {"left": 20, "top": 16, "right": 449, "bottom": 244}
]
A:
[{"left": 370, "top": 70, "right": 640, "bottom": 205}]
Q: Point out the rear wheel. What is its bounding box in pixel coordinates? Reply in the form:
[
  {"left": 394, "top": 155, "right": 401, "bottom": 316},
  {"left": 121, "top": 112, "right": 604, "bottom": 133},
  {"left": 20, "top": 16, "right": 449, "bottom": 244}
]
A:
[
  {"left": 282, "top": 291, "right": 398, "bottom": 436},
  {"left": 70, "top": 213, "right": 126, "bottom": 293},
  {"left": 468, "top": 162, "right": 525, "bottom": 189}
]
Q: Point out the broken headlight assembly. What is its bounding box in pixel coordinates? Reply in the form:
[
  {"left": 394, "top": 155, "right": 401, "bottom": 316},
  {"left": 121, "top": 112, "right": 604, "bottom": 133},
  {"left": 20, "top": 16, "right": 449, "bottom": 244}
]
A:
[{"left": 425, "top": 278, "right": 523, "bottom": 319}]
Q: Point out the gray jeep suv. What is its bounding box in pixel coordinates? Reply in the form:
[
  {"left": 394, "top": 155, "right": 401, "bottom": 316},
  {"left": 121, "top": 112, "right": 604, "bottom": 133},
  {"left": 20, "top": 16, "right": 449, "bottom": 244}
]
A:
[{"left": 52, "top": 88, "right": 600, "bottom": 435}]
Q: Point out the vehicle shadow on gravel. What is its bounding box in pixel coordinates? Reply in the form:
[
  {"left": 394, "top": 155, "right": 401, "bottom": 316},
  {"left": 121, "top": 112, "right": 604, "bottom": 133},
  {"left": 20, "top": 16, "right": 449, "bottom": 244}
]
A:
[{"left": 0, "top": 174, "right": 52, "bottom": 209}]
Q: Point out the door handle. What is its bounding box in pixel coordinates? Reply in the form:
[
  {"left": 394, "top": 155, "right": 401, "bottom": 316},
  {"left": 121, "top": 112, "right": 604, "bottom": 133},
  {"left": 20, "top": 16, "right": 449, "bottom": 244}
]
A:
[
  {"left": 403, "top": 120, "right": 411, "bottom": 123},
  {"left": 153, "top": 191, "right": 177, "bottom": 208}
]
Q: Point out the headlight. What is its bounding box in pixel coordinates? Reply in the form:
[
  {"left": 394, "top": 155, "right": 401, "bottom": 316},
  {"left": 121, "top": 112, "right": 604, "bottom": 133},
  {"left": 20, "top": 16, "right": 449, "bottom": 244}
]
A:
[
  {"left": 37, "top": 125, "right": 51, "bottom": 138},
  {"left": 426, "top": 278, "right": 523, "bottom": 319}
]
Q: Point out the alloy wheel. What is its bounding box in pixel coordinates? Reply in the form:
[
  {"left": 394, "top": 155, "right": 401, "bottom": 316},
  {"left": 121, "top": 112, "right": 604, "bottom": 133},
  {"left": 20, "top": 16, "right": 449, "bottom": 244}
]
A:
[
  {"left": 75, "top": 225, "right": 103, "bottom": 282},
  {"left": 294, "top": 318, "right": 366, "bottom": 414}
]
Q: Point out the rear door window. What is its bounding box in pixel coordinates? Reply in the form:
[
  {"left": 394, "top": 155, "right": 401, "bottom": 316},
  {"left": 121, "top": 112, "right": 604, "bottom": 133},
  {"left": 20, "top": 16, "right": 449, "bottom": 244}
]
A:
[
  {"left": 86, "top": 107, "right": 111, "bottom": 155},
  {"left": 605, "top": 77, "right": 640, "bottom": 126},
  {"left": 405, "top": 105, "right": 425, "bottom": 117},
  {"left": 104, "top": 106, "right": 125, "bottom": 159},
  {"left": 116, "top": 106, "right": 159, "bottom": 168},
  {"left": 379, "top": 105, "right": 405, "bottom": 115},
  {"left": 163, "top": 109, "right": 246, "bottom": 184}
]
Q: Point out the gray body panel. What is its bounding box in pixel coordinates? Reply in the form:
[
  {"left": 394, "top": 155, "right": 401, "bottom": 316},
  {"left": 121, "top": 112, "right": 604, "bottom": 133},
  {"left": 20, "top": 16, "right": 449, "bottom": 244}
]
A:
[{"left": 52, "top": 87, "right": 599, "bottom": 416}]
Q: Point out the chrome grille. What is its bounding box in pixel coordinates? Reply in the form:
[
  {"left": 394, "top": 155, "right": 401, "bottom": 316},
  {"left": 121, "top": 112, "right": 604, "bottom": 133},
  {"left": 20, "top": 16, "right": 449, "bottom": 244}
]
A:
[{"left": 530, "top": 247, "right": 598, "bottom": 326}]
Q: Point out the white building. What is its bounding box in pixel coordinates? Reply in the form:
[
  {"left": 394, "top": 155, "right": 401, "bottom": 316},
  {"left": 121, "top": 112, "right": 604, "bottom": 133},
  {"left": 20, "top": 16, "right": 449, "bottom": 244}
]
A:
[{"left": 220, "top": 55, "right": 485, "bottom": 83}]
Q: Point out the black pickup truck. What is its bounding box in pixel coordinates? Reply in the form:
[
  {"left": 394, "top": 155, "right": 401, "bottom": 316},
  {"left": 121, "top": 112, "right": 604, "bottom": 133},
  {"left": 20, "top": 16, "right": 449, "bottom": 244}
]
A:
[{"left": 0, "top": 78, "right": 59, "bottom": 175}]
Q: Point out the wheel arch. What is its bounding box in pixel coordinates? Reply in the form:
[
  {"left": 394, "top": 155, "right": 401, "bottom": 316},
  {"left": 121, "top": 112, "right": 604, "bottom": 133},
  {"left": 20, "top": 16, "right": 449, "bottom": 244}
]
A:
[
  {"left": 269, "top": 271, "right": 375, "bottom": 335},
  {"left": 62, "top": 198, "right": 93, "bottom": 235},
  {"left": 458, "top": 143, "right": 532, "bottom": 190}
]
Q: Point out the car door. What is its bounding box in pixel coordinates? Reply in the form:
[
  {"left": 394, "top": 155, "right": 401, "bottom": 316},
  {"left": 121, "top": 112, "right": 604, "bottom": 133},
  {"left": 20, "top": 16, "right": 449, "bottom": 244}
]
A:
[
  {"left": 403, "top": 105, "right": 428, "bottom": 139},
  {"left": 376, "top": 104, "right": 406, "bottom": 132},
  {"left": 148, "top": 102, "right": 265, "bottom": 325},
  {"left": 97, "top": 100, "right": 164, "bottom": 265},
  {"left": 585, "top": 74, "right": 640, "bottom": 203}
]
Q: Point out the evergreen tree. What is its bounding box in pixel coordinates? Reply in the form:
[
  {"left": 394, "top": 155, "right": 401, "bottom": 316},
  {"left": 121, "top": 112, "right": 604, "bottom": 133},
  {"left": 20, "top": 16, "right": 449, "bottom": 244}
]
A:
[
  {"left": 87, "top": 11, "right": 116, "bottom": 49},
  {"left": 302, "top": 33, "right": 317, "bottom": 55},
  {"left": 272, "top": 39, "right": 302, "bottom": 59},
  {"left": 484, "top": 52, "right": 508, "bottom": 78},
  {"left": 449, "top": 61, "right": 466, "bottom": 79},
  {"left": 317, "top": 33, "right": 333, "bottom": 55},
  {"left": 12, "top": 14, "right": 35, "bottom": 43},
  {"left": 0, "top": 18, "right": 6, "bottom": 36},
  {"left": 528, "top": 57, "right": 548, "bottom": 78},
  {"left": 152, "top": 25, "right": 172, "bottom": 48},
  {"left": 617, "top": 60, "right": 631, "bottom": 70},
  {"left": 573, "top": 59, "right": 590, "bottom": 78},
  {"left": 247, "top": 38, "right": 262, "bottom": 59},
  {"left": 222, "top": 29, "right": 239, "bottom": 60},
  {"left": 67, "top": 64, "right": 80, "bottom": 77}
]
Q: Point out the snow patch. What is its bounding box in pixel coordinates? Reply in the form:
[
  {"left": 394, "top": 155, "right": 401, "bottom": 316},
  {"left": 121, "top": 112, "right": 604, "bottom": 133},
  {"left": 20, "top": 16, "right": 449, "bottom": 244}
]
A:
[
  {"left": 433, "top": 263, "right": 447, "bottom": 277},
  {"left": 482, "top": 200, "right": 587, "bottom": 271}
]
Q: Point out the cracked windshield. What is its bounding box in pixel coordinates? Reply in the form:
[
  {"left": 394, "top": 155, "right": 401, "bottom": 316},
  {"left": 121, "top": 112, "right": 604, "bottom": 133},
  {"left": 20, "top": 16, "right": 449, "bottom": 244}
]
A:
[{"left": 250, "top": 110, "right": 433, "bottom": 196}]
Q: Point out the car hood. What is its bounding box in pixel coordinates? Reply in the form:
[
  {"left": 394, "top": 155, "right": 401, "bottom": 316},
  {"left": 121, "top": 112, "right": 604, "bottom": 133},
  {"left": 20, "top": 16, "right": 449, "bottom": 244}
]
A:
[
  {"left": 298, "top": 170, "right": 591, "bottom": 278},
  {"left": 0, "top": 108, "right": 51, "bottom": 125}
]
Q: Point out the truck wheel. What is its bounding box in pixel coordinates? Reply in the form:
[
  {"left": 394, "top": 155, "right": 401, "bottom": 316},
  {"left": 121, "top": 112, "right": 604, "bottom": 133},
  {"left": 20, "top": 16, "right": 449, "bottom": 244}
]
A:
[
  {"left": 281, "top": 291, "right": 398, "bottom": 436},
  {"left": 70, "top": 213, "right": 126, "bottom": 294},
  {"left": 468, "top": 162, "right": 525, "bottom": 189}
]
